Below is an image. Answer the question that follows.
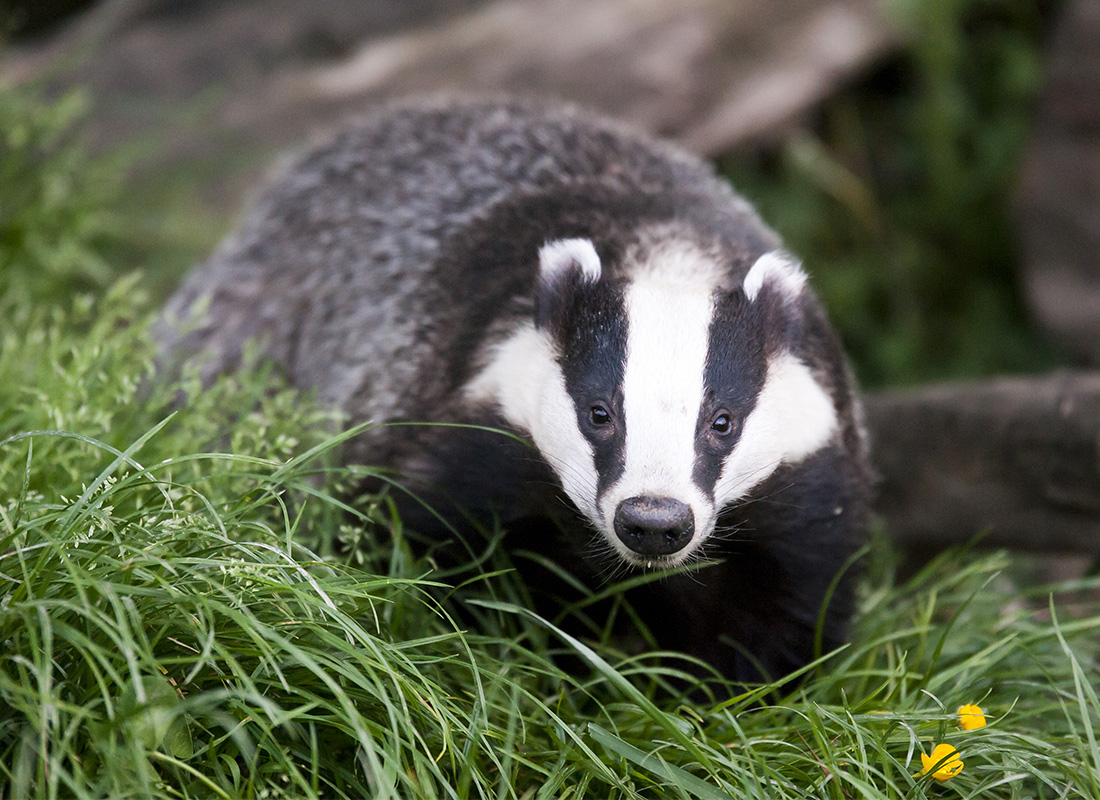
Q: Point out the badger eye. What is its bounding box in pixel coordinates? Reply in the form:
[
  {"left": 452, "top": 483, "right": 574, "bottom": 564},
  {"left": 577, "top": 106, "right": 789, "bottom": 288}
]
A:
[
  {"left": 710, "top": 412, "right": 735, "bottom": 436},
  {"left": 589, "top": 404, "right": 612, "bottom": 426}
]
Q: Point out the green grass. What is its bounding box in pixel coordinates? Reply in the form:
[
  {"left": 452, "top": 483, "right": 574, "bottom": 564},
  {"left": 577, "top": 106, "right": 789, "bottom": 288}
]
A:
[
  {"left": 0, "top": 87, "right": 119, "bottom": 309},
  {"left": 2, "top": 319, "right": 1099, "bottom": 796}
]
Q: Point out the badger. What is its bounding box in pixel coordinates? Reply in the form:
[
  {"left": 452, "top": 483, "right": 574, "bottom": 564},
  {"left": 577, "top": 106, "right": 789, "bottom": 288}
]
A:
[{"left": 160, "top": 97, "right": 873, "bottom": 684}]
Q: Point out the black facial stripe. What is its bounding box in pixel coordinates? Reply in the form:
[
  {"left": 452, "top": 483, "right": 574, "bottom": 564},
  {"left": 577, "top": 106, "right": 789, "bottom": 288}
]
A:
[
  {"left": 693, "top": 288, "right": 768, "bottom": 498},
  {"left": 557, "top": 280, "right": 629, "bottom": 500}
]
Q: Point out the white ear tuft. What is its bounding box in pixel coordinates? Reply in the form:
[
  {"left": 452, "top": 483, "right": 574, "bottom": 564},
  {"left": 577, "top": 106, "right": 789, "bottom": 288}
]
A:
[
  {"left": 743, "top": 250, "right": 807, "bottom": 302},
  {"left": 539, "top": 238, "right": 601, "bottom": 282}
]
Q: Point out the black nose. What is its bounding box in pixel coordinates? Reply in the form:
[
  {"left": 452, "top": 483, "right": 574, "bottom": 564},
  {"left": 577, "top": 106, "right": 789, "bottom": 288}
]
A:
[{"left": 613, "top": 496, "right": 695, "bottom": 556}]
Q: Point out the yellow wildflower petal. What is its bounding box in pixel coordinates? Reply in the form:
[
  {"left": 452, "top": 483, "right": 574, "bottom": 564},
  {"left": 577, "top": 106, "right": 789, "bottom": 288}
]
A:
[
  {"left": 958, "top": 704, "right": 987, "bottom": 730},
  {"left": 919, "top": 743, "right": 963, "bottom": 781}
]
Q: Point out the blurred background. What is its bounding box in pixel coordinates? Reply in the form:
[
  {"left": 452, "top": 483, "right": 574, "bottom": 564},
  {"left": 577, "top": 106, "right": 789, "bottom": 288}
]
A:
[
  {"left": 1, "top": 0, "right": 1097, "bottom": 560},
  {"left": 3, "top": 0, "right": 1093, "bottom": 387}
]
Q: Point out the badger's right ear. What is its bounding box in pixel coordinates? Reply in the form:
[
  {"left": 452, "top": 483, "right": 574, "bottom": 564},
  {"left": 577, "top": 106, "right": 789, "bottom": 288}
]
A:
[
  {"left": 742, "top": 250, "right": 807, "bottom": 304},
  {"left": 535, "top": 238, "right": 602, "bottom": 331}
]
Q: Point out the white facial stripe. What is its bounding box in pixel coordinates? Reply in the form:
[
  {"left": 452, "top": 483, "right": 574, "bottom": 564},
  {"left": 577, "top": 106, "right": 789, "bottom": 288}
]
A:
[
  {"left": 714, "top": 352, "right": 838, "bottom": 506},
  {"left": 464, "top": 323, "right": 600, "bottom": 519},
  {"left": 599, "top": 276, "right": 716, "bottom": 559},
  {"left": 627, "top": 235, "right": 727, "bottom": 286}
]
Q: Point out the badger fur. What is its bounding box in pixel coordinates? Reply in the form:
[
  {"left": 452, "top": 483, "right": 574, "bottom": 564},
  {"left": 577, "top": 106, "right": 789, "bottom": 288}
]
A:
[{"left": 160, "top": 97, "right": 873, "bottom": 684}]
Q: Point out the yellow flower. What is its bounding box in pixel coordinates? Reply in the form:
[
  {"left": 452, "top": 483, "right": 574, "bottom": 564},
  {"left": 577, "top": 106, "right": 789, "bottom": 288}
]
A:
[
  {"left": 919, "top": 743, "right": 964, "bottom": 781},
  {"left": 958, "top": 704, "right": 987, "bottom": 730}
]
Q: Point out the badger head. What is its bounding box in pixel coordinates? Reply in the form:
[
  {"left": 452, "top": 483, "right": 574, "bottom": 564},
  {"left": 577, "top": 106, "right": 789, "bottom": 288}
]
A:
[{"left": 466, "top": 236, "right": 839, "bottom": 569}]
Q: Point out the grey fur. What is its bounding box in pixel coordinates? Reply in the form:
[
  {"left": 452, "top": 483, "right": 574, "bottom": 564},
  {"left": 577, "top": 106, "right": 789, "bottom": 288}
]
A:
[{"left": 162, "top": 97, "right": 772, "bottom": 410}]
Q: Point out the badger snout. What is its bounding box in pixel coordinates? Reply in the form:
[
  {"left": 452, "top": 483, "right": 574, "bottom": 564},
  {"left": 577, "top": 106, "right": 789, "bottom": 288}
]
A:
[{"left": 613, "top": 496, "right": 695, "bottom": 556}]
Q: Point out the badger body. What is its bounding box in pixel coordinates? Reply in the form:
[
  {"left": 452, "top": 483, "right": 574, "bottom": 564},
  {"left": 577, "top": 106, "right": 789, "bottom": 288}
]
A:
[{"left": 162, "top": 98, "right": 873, "bottom": 683}]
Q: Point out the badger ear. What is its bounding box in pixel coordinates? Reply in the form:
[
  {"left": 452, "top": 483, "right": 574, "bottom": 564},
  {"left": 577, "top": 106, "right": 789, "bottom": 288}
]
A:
[
  {"left": 535, "top": 238, "right": 601, "bottom": 331},
  {"left": 539, "top": 238, "right": 601, "bottom": 283},
  {"left": 742, "top": 250, "right": 807, "bottom": 303}
]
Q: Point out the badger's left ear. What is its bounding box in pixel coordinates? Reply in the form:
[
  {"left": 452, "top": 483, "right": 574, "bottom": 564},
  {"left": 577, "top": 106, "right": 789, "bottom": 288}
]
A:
[
  {"left": 535, "top": 238, "right": 602, "bottom": 331},
  {"left": 742, "top": 250, "right": 807, "bottom": 304}
]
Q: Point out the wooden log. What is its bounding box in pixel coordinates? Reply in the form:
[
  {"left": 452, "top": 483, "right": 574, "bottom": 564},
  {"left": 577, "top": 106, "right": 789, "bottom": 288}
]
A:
[
  {"left": 0, "top": 0, "right": 900, "bottom": 217},
  {"left": 865, "top": 371, "right": 1100, "bottom": 554},
  {"left": 302, "top": 0, "right": 900, "bottom": 155}
]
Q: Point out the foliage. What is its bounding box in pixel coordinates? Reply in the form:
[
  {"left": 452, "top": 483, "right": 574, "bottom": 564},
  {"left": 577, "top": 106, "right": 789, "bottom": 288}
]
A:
[
  {"left": 0, "top": 86, "right": 119, "bottom": 308},
  {"left": 721, "top": 0, "right": 1062, "bottom": 387}
]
